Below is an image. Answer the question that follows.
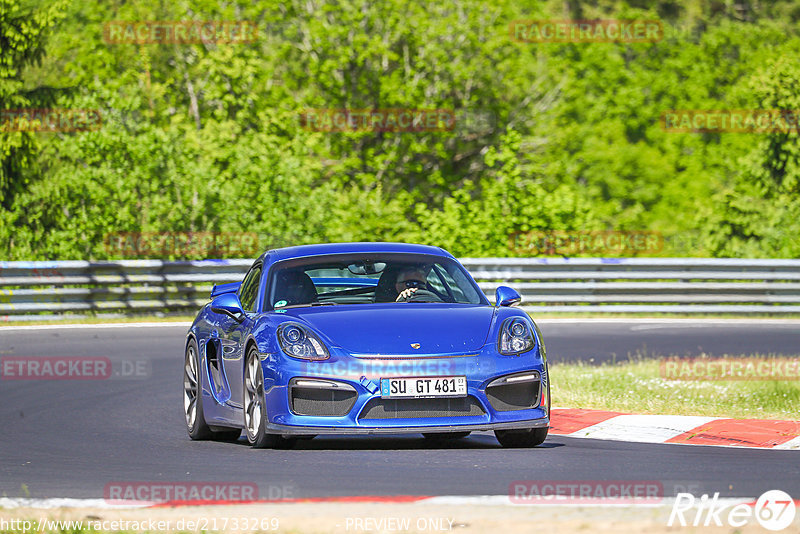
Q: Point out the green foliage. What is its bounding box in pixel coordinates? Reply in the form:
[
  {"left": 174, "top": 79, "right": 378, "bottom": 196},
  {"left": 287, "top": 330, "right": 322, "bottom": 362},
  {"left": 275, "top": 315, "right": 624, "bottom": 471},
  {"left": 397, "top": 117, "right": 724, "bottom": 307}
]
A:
[
  {"left": 1, "top": 0, "right": 800, "bottom": 259},
  {"left": 706, "top": 56, "right": 800, "bottom": 257},
  {"left": 411, "top": 130, "right": 595, "bottom": 256},
  {"left": 0, "top": 0, "right": 66, "bottom": 208}
]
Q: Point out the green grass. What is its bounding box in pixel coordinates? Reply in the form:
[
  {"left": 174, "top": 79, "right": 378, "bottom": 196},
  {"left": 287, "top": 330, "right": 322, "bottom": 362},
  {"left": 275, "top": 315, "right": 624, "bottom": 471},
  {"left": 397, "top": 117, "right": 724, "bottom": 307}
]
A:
[{"left": 550, "top": 356, "right": 800, "bottom": 420}]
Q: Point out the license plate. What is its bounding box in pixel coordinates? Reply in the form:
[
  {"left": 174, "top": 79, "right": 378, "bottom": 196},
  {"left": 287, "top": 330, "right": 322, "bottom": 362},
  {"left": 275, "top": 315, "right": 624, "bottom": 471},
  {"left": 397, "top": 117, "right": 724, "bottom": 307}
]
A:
[{"left": 380, "top": 376, "right": 467, "bottom": 398}]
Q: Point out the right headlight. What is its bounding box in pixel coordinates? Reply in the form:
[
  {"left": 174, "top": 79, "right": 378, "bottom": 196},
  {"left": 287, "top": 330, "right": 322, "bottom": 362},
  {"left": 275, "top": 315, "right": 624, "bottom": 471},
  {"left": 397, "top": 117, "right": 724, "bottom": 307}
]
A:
[
  {"left": 277, "top": 323, "right": 329, "bottom": 361},
  {"left": 498, "top": 317, "right": 535, "bottom": 355}
]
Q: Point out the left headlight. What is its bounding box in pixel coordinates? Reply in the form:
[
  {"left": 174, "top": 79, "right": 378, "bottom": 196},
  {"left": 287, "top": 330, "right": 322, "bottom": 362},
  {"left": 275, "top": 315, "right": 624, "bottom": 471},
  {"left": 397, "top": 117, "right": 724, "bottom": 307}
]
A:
[
  {"left": 277, "top": 323, "right": 330, "bottom": 361},
  {"left": 498, "top": 317, "right": 535, "bottom": 355}
]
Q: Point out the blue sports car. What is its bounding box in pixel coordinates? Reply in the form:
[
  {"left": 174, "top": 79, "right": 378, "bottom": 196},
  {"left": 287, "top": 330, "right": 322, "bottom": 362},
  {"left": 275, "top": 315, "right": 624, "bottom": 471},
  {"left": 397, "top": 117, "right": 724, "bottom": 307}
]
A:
[{"left": 183, "top": 242, "right": 550, "bottom": 448}]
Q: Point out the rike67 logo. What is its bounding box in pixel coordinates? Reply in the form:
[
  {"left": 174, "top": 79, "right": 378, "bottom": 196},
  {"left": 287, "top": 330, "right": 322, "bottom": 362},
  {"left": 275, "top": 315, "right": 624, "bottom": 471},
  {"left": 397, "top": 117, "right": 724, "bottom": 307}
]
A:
[{"left": 669, "top": 490, "right": 796, "bottom": 531}]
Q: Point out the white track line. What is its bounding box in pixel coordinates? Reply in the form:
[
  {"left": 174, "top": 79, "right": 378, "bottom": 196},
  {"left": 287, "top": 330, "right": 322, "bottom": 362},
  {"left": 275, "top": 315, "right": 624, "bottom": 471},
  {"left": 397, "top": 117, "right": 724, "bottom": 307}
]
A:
[
  {"left": 775, "top": 436, "right": 800, "bottom": 450},
  {"left": 0, "top": 322, "right": 192, "bottom": 331}
]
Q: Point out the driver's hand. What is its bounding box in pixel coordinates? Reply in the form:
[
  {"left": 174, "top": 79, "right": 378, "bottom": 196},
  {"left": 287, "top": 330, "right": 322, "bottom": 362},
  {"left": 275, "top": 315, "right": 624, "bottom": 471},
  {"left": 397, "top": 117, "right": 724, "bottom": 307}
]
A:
[{"left": 396, "top": 287, "right": 418, "bottom": 301}]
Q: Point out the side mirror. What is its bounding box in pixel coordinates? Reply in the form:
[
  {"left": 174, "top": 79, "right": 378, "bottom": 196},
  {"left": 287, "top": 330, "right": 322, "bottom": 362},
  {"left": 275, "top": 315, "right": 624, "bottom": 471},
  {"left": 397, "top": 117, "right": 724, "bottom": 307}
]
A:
[
  {"left": 495, "top": 286, "right": 522, "bottom": 307},
  {"left": 210, "top": 293, "right": 245, "bottom": 322},
  {"left": 210, "top": 281, "right": 241, "bottom": 298}
]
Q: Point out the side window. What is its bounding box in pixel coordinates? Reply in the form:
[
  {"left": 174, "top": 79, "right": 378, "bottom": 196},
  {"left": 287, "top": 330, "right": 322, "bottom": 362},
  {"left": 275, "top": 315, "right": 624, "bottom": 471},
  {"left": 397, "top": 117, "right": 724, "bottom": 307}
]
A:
[
  {"left": 238, "top": 265, "right": 262, "bottom": 312},
  {"left": 430, "top": 264, "right": 467, "bottom": 302},
  {"left": 426, "top": 267, "right": 448, "bottom": 295},
  {"left": 445, "top": 264, "right": 481, "bottom": 303}
]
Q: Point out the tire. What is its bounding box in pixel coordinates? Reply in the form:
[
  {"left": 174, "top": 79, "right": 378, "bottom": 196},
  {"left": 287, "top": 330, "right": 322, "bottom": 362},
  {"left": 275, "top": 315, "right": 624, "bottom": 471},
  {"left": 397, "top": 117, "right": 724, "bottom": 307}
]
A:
[
  {"left": 184, "top": 338, "right": 213, "bottom": 440},
  {"left": 184, "top": 338, "right": 243, "bottom": 441},
  {"left": 495, "top": 372, "right": 550, "bottom": 448},
  {"left": 494, "top": 427, "right": 548, "bottom": 448},
  {"left": 243, "top": 346, "right": 295, "bottom": 449},
  {"left": 422, "top": 432, "right": 471, "bottom": 440}
]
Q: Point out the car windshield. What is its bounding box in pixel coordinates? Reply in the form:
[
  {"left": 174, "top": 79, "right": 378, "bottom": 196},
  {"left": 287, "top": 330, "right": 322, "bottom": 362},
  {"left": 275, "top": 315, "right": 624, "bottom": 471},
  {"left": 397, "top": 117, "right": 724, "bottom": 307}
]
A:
[{"left": 265, "top": 253, "right": 486, "bottom": 309}]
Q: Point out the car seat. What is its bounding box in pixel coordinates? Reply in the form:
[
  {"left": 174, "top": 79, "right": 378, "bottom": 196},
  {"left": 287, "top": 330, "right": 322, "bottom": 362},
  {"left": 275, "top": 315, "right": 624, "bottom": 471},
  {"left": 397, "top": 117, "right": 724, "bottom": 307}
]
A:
[{"left": 272, "top": 270, "right": 317, "bottom": 306}]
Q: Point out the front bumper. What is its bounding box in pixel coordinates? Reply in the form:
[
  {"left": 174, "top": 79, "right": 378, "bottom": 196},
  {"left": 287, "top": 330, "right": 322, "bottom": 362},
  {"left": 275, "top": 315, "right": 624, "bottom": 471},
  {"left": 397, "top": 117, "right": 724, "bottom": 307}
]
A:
[
  {"left": 259, "top": 342, "right": 549, "bottom": 435},
  {"left": 263, "top": 417, "right": 549, "bottom": 436}
]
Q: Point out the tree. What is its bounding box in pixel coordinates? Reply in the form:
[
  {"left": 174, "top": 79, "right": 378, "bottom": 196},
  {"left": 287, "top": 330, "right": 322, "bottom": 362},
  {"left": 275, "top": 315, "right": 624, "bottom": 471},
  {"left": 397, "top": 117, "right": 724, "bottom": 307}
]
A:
[
  {"left": 706, "top": 57, "right": 800, "bottom": 257},
  {"left": 0, "top": 0, "right": 66, "bottom": 208}
]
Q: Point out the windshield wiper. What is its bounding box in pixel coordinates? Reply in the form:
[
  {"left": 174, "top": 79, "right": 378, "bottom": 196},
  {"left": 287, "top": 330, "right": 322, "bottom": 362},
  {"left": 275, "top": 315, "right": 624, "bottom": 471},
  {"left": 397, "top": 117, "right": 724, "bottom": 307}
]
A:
[{"left": 276, "top": 301, "right": 338, "bottom": 310}]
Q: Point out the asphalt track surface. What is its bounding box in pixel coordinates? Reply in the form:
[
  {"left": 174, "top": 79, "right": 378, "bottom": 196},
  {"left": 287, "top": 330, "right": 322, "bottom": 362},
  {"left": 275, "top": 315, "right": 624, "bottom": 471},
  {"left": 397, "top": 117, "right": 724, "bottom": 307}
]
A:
[{"left": 0, "top": 320, "right": 798, "bottom": 500}]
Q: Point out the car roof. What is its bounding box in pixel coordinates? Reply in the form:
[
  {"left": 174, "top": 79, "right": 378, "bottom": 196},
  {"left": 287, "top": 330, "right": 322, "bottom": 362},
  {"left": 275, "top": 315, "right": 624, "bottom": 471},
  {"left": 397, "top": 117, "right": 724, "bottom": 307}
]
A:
[{"left": 262, "top": 242, "right": 452, "bottom": 263}]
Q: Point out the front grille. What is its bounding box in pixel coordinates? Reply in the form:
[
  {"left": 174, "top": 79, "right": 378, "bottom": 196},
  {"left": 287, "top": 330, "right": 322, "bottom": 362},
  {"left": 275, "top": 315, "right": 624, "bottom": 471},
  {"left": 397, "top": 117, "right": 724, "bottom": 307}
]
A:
[
  {"left": 358, "top": 396, "right": 485, "bottom": 420},
  {"left": 486, "top": 380, "right": 540, "bottom": 412},
  {"left": 290, "top": 387, "right": 358, "bottom": 417}
]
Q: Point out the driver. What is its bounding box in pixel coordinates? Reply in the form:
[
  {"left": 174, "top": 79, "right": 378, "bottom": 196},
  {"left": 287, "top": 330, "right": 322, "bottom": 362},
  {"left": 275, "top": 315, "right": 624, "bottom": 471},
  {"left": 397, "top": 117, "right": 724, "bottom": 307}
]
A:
[{"left": 394, "top": 267, "right": 428, "bottom": 302}]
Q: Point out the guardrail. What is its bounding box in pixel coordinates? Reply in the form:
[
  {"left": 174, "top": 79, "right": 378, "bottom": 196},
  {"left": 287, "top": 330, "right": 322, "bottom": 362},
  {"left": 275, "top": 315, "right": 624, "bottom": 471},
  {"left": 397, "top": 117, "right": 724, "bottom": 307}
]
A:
[
  {"left": 0, "top": 260, "right": 252, "bottom": 320},
  {"left": 2, "top": 258, "right": 800, "bottom": 320}
]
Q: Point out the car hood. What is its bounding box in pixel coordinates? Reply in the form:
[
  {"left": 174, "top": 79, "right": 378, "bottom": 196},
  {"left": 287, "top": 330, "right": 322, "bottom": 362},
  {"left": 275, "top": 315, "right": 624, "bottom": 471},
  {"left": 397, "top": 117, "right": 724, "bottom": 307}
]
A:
[{"left": 281, "top": 304, "right": 497, "bottom": 355}]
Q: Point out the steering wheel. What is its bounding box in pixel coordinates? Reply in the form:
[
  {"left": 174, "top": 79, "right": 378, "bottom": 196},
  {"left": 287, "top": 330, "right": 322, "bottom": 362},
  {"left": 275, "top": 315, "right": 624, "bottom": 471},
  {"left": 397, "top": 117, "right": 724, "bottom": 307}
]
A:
[{"left": 399, "top": 289, "right": 443, "bottom": 303}]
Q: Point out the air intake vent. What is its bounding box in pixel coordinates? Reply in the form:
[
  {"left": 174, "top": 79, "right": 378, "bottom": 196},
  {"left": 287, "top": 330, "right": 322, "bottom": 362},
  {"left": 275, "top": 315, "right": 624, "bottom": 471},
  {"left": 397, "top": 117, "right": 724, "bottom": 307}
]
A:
[
  {"left": 358, "top": 396, "right": 485, "bottom": 420},
  {"left": 290, "top": 380, "right": 357, "bottom": 417},
  {"left": 486, "top": 374, "right": 541, "bottom": 412}
]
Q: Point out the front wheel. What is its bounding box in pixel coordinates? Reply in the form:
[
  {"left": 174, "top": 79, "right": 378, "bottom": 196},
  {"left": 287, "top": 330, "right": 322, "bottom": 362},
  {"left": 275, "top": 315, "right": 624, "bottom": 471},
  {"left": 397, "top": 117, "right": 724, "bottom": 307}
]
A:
[
  {"left": 494, "top": 427, "right": 548, "bottom": 448},
  {"left": 243, "top": 347, "right": 295, "bottom": 449}
]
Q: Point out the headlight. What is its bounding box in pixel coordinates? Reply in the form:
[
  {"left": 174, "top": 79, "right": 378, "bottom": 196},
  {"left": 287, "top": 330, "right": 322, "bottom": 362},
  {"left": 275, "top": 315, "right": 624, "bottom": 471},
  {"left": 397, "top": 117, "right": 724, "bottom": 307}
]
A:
[
  {"left": 277, "top": 323, "right": 329, "bottom": 361},
  {"left": 498, "top": 318, "right": 535, "bottom": 355}
]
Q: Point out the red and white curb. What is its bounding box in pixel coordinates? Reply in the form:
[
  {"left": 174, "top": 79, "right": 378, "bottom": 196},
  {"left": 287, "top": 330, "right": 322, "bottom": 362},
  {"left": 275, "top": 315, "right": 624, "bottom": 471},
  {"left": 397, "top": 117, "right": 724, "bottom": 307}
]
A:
[{"left": 550, "top": 408, "right": 800, "bottom": 449}]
